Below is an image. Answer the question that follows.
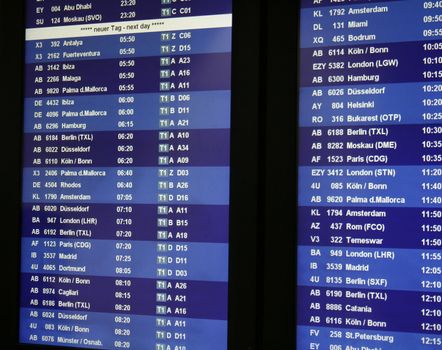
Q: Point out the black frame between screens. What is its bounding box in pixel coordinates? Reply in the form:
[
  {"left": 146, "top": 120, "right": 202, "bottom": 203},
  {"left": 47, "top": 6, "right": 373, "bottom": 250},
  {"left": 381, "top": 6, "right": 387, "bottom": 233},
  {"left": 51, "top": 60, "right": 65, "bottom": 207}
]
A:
[
  {"left": 1, "top": 1, "right": 263, "bottom": 349},
  {"left": 261, "top": 0, "right": 299, "bottom": 349}
]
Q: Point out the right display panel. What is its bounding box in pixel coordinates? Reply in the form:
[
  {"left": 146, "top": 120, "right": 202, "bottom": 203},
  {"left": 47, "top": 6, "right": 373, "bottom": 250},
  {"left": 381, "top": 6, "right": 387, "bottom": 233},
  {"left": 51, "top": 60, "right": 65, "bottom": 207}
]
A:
[{"left": 297, "top": 1, "right": 442, "bottom": 349}]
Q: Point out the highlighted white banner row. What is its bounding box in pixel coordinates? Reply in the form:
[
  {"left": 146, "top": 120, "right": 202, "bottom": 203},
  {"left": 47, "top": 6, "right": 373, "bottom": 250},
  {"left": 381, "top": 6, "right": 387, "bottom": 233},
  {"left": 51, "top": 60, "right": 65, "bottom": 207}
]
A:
[{"left": 26, "top": 14, "right": 232, "bottom": 41}]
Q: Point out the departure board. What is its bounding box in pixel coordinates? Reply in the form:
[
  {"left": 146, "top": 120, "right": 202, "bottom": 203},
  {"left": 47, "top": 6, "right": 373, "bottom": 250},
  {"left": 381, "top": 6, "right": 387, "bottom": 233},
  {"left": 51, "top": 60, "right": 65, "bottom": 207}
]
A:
[
  {"left": 298, "top": 1, "right": 442, "bottom": 349},
  {"left": 19, "top": 1, "right": 232, "bottom": 349}
]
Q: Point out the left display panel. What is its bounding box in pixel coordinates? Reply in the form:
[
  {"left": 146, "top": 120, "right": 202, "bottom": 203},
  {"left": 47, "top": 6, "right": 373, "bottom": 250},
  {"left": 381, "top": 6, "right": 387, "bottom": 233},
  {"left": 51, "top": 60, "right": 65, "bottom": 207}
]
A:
[{"left": 20, "top": 1, "right": 232, "bottom": 349}]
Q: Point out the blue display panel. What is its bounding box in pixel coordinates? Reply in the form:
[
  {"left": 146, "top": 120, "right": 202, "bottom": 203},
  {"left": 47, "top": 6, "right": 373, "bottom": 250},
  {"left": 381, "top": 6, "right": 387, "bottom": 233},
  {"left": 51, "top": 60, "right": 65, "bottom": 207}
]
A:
[
  {"left": 20, "top": 1, "right": 232, "bottom": 349},
  {"left": 298, "top": 1, "right": 442, "bottom": 349}
]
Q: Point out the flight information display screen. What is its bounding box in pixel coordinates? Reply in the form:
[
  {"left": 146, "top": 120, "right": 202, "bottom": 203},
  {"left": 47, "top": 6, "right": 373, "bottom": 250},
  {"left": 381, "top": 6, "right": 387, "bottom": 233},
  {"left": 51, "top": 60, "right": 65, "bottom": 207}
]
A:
[
  {"left": 298, "top": 1, "right": 442, "bottom": 349},
  {"left": 19, "top": 1, "right": 231, "bottom": 349}
]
